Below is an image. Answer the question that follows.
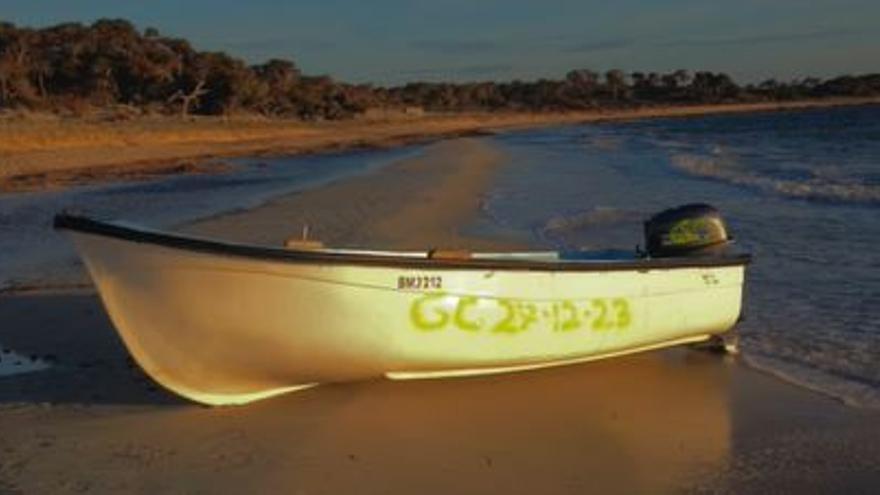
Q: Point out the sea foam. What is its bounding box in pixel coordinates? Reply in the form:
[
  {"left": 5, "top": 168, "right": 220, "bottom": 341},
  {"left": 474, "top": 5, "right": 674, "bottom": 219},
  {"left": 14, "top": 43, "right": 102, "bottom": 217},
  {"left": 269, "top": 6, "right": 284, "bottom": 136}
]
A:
[{"left": 670, "top": 153, "right": 880, "bottom": 205}]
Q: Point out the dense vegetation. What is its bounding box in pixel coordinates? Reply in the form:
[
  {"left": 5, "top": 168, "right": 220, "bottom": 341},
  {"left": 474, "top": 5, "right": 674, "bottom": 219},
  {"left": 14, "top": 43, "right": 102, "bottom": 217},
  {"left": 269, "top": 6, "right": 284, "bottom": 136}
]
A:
[{"left": 1, "top": 19, "right": 878, "bottom": 120}]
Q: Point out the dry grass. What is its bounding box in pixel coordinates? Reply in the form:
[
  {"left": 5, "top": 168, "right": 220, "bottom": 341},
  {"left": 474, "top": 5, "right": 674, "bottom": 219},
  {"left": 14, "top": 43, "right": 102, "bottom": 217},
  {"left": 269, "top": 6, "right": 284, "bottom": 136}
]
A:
[{"left": 0, "top": 114, "right": 318, "bottom": 153}]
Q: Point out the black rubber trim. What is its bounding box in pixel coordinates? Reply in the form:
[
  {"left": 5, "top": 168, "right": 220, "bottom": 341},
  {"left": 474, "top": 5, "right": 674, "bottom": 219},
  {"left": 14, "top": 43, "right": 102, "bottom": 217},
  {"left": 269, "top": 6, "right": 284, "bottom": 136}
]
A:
[{"left": 54, "top": 213, "right": 752, "bottom": 272}]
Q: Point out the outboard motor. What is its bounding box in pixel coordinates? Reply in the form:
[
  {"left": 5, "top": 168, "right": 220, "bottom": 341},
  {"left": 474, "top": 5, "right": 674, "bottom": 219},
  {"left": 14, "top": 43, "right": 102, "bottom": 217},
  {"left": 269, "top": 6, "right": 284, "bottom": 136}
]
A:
[{"left": 644, "top": 203, "right": 730, "bottom": 257}]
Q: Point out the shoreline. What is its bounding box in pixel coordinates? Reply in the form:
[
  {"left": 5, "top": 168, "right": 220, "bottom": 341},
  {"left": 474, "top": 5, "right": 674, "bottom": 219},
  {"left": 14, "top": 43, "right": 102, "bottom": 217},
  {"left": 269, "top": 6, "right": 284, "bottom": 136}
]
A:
[
  {"left": 2, "top": 137, "right": 879, "bottom": 492},
  {"left": 181, "top": 137, "right": 525, "bottom": 250},
  {"left": 3, "top": 136, "right": 880, "bottom": 491},
  {"left": 2, "top": 96, "right": 879, "bottom": 192}
]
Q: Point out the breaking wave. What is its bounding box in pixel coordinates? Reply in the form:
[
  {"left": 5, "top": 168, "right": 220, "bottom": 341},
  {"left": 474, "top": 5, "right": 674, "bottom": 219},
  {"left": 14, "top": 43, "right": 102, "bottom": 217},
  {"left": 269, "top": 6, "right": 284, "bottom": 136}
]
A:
[{"left": 670, "top": 153, "right": 880, "bottom": 205}]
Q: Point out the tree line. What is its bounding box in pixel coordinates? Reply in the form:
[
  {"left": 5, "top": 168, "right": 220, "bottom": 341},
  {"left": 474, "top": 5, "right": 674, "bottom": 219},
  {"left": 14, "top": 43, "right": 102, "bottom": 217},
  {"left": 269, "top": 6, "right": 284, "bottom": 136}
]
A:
[{"left": 1, "top": 19, "right": 878, "bottom": 119}]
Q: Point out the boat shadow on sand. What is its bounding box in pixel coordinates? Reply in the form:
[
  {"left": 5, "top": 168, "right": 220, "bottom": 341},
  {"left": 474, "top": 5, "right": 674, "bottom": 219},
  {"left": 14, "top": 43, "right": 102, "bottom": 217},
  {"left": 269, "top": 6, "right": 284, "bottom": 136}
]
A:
[{"left": 0, "top": 290, "right": 185, "bottom": 406}]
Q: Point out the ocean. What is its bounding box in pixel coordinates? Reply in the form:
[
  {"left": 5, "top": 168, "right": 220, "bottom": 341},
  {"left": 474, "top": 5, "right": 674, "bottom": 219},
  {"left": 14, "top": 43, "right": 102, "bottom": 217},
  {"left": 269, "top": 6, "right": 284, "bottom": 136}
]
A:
[
  {"left": 0, "top": 145, "right": 421, "bottom": 289},
  {"left": 1, "top": 105, "right": 878, "bottom": 407},
  {"left": 482, "top": 105, "right": 880, "bottom": 407}
]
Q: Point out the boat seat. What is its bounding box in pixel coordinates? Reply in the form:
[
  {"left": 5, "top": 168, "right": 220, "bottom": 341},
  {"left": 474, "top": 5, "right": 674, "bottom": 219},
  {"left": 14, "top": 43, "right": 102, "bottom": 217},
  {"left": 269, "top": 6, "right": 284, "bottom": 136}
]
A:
[
  {"left": 428, "top": 249, "right": 472, "bottom": 260},
  {"left": 284, "top": 239, "right": 326, "bottom": 250}
]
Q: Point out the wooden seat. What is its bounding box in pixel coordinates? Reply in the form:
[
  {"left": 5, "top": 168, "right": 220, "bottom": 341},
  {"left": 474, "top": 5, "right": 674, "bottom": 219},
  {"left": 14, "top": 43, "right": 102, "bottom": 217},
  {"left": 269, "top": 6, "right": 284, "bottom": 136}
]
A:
[
  {"left": 285, "top": 224, "right": 324, "bottom": 250},
  {"left": 427, "top": 249, "right": 472, "bottom": 260},
  {"left": 284, "top": 239, "right": 325, "bottom": 250}
]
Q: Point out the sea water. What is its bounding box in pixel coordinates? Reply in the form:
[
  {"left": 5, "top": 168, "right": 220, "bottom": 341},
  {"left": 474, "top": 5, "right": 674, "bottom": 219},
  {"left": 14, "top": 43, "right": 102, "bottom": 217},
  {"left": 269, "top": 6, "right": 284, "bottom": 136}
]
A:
[
  {"left": 481, "top": 105, "right": 880, "bottom": 407},
  {"left": 0, "top": 145, "right": 421, "bottom": 290}
]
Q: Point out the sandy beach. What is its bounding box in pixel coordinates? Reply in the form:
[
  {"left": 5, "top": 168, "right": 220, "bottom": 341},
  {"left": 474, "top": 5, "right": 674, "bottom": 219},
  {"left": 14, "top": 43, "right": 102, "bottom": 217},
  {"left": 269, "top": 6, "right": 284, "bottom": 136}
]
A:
[
  {"left": 3, "top": 97, "right": 879, "bottom": 193},
  {"left": 2, "top": 137, "right": 880, "bottom": 493}
]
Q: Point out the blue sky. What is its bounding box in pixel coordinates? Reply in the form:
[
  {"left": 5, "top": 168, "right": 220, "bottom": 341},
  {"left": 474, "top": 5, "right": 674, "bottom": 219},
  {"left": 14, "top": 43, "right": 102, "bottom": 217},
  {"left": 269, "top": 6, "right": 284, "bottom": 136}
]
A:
[{"left": 5, "top": 0, "right": 879, "bottom": 84}]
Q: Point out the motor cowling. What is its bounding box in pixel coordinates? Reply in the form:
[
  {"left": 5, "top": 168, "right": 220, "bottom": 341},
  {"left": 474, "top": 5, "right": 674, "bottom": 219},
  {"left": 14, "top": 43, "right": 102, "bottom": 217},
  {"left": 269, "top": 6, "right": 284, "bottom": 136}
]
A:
[{"left": 644, "top": 203, "right": 730, "bottom": 257}]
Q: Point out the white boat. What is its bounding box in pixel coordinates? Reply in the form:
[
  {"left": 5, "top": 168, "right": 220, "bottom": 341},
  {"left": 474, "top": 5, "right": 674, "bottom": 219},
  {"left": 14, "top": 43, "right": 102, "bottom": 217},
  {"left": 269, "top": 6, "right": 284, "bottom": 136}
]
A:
[{"left": 55, "top": 206, "right": 749, "bottom": 406}]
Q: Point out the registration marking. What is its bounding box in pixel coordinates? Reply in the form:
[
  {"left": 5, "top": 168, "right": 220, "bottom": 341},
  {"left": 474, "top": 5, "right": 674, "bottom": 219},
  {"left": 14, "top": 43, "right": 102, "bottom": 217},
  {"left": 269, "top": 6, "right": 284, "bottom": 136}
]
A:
[{"left": 409, "top": 293, "right": 632, "bottom": 335}]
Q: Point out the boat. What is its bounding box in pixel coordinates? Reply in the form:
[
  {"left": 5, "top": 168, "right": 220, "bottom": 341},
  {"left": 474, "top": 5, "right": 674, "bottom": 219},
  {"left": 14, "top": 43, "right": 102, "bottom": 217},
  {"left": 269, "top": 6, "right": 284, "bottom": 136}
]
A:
[{"left": 54, "top": 204, "right": 750, "bottom": 406}]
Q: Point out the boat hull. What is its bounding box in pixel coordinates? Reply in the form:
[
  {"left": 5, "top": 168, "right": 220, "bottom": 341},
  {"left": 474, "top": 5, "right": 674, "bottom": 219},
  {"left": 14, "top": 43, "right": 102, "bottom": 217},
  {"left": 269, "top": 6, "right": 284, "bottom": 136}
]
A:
[{"left": 65, "top": 228, "right": 746, "bottom": 406}]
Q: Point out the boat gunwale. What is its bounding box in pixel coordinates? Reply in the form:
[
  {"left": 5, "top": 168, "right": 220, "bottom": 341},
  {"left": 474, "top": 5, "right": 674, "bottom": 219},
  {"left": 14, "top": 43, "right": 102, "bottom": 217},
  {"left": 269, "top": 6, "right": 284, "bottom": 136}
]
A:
[{"left": 54, "top": 213, "right": 752, "bottom": 272}]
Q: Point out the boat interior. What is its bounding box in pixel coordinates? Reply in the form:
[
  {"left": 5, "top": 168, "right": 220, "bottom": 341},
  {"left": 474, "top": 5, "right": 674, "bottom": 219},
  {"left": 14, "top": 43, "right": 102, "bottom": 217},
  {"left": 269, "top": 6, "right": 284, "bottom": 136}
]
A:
[
  {"left": 284, "top": 230, "right": 641, "bottom": 263},
  {"left": 58, "top": 214, "right": 749, "bottom": 269},
  {"left": 285, "top": 244, "right": 642, "bottom": 263}
]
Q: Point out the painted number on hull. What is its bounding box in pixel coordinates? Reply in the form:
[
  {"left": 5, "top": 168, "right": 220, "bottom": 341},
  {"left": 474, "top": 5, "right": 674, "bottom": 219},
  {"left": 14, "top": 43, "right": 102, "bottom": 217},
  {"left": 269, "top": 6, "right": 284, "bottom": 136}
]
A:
[
  {"left": 398, "top": 275, "right": 443, "bottom": 290},
  {"left": 410, "top": 293, "right": 632, "bottom": 334}
]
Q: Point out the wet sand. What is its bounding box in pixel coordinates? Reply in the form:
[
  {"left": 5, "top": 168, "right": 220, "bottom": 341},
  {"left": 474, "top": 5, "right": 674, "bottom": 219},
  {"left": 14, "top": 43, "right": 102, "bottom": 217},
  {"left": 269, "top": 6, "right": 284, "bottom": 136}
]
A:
[
  {"left": 2, "top": 139, "right": 880, "bottom": 493},
  {"left": 183, "top": 138, "right": 523, "bottom": 250},
  {"left": 3, "top": 97, "right": 879, "bottom": 192}
]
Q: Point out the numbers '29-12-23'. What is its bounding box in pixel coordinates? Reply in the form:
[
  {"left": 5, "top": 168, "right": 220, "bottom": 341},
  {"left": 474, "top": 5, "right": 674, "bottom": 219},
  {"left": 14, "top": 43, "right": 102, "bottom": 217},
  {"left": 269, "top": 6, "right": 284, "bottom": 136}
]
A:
[{"left": 409, "top": 293, "right": 632, "bottom": 334}]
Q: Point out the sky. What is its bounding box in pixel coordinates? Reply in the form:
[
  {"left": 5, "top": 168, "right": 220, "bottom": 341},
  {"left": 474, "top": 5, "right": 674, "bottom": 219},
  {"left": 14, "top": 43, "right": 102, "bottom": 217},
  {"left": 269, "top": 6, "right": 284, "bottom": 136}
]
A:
[{"left": 4, "top": 0, "right": 879, "bottom": 85}]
